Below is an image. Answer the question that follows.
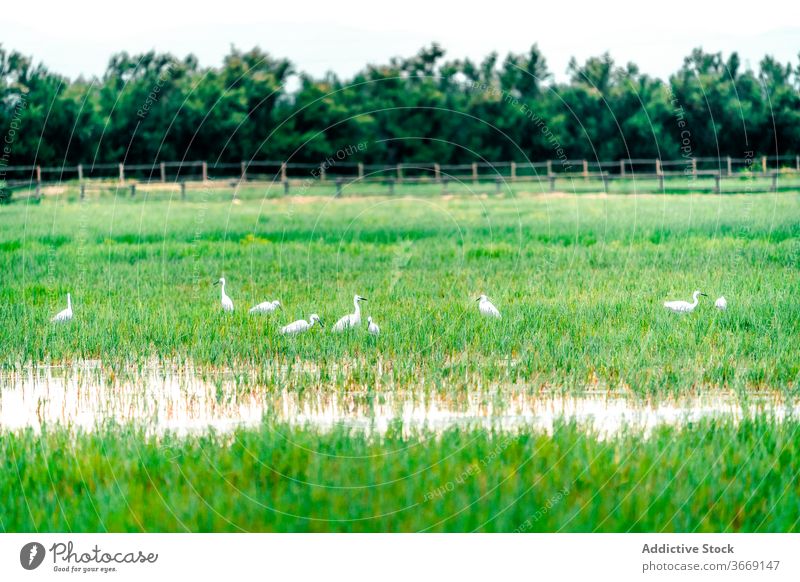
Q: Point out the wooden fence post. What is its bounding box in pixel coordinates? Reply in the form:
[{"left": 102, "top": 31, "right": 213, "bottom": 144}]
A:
[
  {"left": 240, "top": 162, "right": 247, "bottom": 182},
  {"left": 691, "top": 158, "right": 697, "bottom": 178},
  {"left": 583, "top": 160, "right": 589, "bottom": 182},
  {"left": 726, "top": 156, "right": 732, "bottom": 176},
  {"left": 77, "top": 164, "right": 83, "bottom": 182},
  {"left": 434, "top": 163, "right": 441, "bottom": 182},
  {"left": 201, "top": 161, "right": 208, "bottom": 182},
  {"left": 180, "top": 182, "right": 186, "bottom": 200},
  {"left": 546, "top": 160, "right": 553, "bottom": 179},
  {"left": 397, "top": 163, "right": 403, "bottom": 183},
  {"left": 118, "top": 163, "right": 125, "bottom": 183},
  {"left": 36, "top": 165, "right": 42, "bottom": 185},
  {"left": 655, "top": 159, "right": 662, "bottom": 176},
  {"left": 471, "top": 162, "right": 478, "bottom": 183},
  {"left": 619, "top": 159, "right": 625, "bottom": 177},
  {"left": 658, "top": 173, "right": 664, "bottom": 191},
  {"left": 358, "top": 162, "right": 364, "bottom": 180},
  {"left": 510, "top": 161, "right": 517, "bottom": 182},
  {"left": 160, "top": 162, "right": 166, "bottom": 183},
  {"left": 280, "top": 162, "right": 287, "bottom": 183},
  {"left": 130, "top": 184, "right": 136, "bottom": 197},
  {"left": 796, "top": 155, "right": 799, "bottom": 172},
  {"left": 319, "top": 166, "right": 326, "bottom": 182}
]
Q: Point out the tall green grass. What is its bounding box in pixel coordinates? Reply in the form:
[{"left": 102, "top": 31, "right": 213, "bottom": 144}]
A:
[{"left": 2, "top": 418, "right": 798, "bottom": 532}]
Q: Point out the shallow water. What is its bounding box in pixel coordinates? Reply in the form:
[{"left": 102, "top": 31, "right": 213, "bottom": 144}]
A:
[{"left": 0, "top": 362, "right": 795, "bottom": 436}]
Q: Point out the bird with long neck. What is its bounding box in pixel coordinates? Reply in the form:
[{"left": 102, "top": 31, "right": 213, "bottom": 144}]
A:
[
  {"left": 51, "top": 292, "right": 73, "bottom": 322},
  {"left": 332, "top": 294, "right": 367, "bottom": 331},
  {"left": 214, "top": 277, "right": 234, "bottom": 312},
  {"left": 663, "top": 290, "right": 707, "bottom": 313}
]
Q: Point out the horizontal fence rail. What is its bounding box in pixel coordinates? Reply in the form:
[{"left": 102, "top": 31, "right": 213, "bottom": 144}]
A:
[{"left": 2, "top": 154, "right": 799, "bottom": 201}]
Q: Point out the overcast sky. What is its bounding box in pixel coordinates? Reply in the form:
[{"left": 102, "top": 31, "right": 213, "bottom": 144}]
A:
[{"left": 4, "top": 0, "right": 798, "bottom": 82}]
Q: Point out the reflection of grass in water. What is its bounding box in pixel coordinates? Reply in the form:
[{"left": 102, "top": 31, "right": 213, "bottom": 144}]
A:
[
  {"left": 3, "top": 363, "right": 794, "bottom": 434},
  {"left": 2, "top": 192, "right": 797, "bottom": 396},
  {"left": 2, "top": 417, "right": 798, "bottom": 532}
]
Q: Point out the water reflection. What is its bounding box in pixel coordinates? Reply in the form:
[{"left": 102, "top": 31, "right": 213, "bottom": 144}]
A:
[{"left": 0, "top": 362, "right": 794, "bottom": 436}]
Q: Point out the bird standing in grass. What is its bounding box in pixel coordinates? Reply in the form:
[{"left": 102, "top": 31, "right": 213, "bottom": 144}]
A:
[
  {"left": 367, "top": 316, "right": 380, "bottom": 336},
  {"left": 51, "top": 293, "right": 73, "bottom": 323},
  {"left": 249, "top": 299, "right": 282, "bottom": 314},
  {"left": 477, "top": 294, "right": 501, "bottom": 318},
  {"left": 214, "top": 277, "right": 234, "bottom": 312},
  {"left": 280, "top": 314, "right": 323, "bottom": 335},
  {"left": 332, "top": 294, "right": 367, "bottom": 331},
  {"left": 715, "top": 296, "right": 727, "bottom": 311},
  {"left": 663, "top": 290, "right": 707, "bottom": 313}
]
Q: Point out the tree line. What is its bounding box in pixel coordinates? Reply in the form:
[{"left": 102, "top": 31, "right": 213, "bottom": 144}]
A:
[{"left": 1, "top": 43, "right": 798, "bottom": 169}]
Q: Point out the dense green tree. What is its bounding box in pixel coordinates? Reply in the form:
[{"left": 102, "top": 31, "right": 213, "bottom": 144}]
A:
[{"left": 1, "top": 43, "right": 798, "bottom": 172}]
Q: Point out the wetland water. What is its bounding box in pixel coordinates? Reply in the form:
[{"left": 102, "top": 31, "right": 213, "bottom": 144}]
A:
[{"left": 1, "top": 362, "right": 794, "bottom": 436}]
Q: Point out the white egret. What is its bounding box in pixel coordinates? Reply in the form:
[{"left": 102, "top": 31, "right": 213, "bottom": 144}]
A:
[
  {"left": 214, "top": 277, "right": 234, "bottom": 312},
  {"left": 332, "top": 294, "right": 367, "bottom": 332},
  {"left": 51, "top": 293, "right": 73, "bottom": 323},
  {"left": 280, "top": 314, "right": 323, "bottom": 335},
  {"left": 663, "top": 290, "right": 707, "bottom": 313},
  {"left": 715, "top": 296, "right": 727, "bottom": 311},
  {"left": 367, "top": 316, "right": 380, "bottom": 336},
  {"left": 249, "top": 299, "right": 282, "bottom": 314},
  {"left": 477, "top": 294, "right": 501, "bottom": 318}
]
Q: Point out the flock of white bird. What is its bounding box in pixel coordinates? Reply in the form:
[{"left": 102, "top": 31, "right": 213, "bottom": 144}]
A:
[
  {"left": 49, "top": 282, "right": 727, "bottom": 328},
  {"left": 212, "top": 278, "right": 379, "bottom": 336}
]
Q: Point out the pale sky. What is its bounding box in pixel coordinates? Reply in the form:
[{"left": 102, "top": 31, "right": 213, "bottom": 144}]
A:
[{"left": 3, "top": 0, "right": 798, "bottom": 82}]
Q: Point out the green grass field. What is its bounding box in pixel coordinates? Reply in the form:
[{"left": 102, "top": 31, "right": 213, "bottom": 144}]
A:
[
  {"left": 3, "top": 418, "right": 799, "bottom": 532},
  {"left": 1, "top": 188, "right": 798, "bottom": 532},
  {"left": 2, "top": 189, "right": 797, "bottom": 392}
]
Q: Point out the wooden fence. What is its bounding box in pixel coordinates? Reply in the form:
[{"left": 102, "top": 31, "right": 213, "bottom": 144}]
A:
[{"left": 3, "top": 154, "right": 800, "bottom": 200}]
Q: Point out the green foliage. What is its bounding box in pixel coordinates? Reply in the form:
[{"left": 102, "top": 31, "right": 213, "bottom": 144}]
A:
[
  {"left": 1, "top": 44, "right": 799, "bottom": 168},
  {"left": 2, "top": 418, "right": 799, "bottom": 532}
]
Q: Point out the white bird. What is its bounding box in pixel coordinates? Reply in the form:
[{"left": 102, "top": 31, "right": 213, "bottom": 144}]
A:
[
  {"left": 332, "top": 294, "right": 367, "bottom": 332},
  {"left": 51, "top": 293, "right": 73, "bottom": 323},
  {"left": 214, "top": 277, "right": 234, "bottom": 312},
  {"left": 477, "top": 294, "right": 501, "bottom": 318},
  {"left": 663, "top": 290, "right": 707, "bottom": 313},
  {"left": 715, "top": 296, "right": 727, "bottom": 311},
  {"left": 367, "top": 316, "right": 380, "bottom": 336},
  {"left": 280, "top": 314, "right": 323, "bottom": 335},
  {"left": 249, "top": 299, "right": 282, "bottom": 314}
]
